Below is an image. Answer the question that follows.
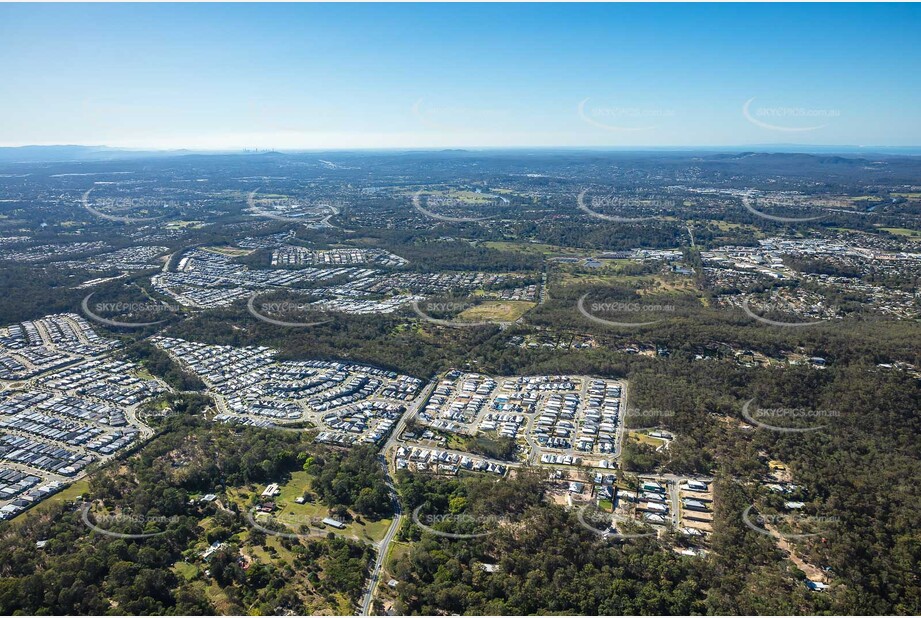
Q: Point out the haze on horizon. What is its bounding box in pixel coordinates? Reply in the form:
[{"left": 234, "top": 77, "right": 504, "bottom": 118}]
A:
[{"left": 1, "top": 3, "right": 920, "bottom": 151}]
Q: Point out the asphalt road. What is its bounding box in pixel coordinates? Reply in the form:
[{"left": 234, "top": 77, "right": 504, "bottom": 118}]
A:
[
  {"left": 359, "top": 507, "right": 401, "bottom": 615},
  {"left": 357, "top": 382, "right": 437, "bottom": 617},
  {"left": 358, "top": 459, "right": 403, "bottom": 616},
  {"left": 382, "top": 380, "right": 437, "bottom": 460},
  {"left": 669, "top": 480, "right": 681, "bottom": 527}
]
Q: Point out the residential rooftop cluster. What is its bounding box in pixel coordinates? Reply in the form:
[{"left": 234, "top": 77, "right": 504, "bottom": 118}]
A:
[
  {"left": 146, "top": 237, "right": 535, "bottom": 318},
  {"left": 533, "top": 379, "right": 622, "bottom": 455},
  {"left": 705, "top": 236, "right": 921, "bottom": 320},
  {"left": 0, "top": 469, "right": 64, "bottom": 520},
  {"left": 579, "top": 475, "right": 712, "bottom": 547},
  {"left": 481, "top": 284, "right": 539, "bottom": 302},
  {"left": 315, "top": 400, "right": 405, "bottom": 446},
  {"left": 315, "top": 270, "right": 531, "bottom": 297},
  {"left": 624, "top": 478, "right": 674, "bottom": 528},
  {"left": 394, "top": 445, "right": 508, "bottom": 476},
  {"left": 37, "top": 358, "right": 165, "bottom": 407},
  {"left": 55, "top": 245, "right": 169, "bottom": 273},
  {"left": 417, "top": 370, "right": 625, "bottom": 464},
  {"left": 0, "top": 241, "right": 108, "bottom": 264},
  {"left": 0, "top": 314, "right": 117, "bottom": 380},
  {"left": 677, "top": 479, "right": 714, "bottom": 536},
  {"left": 311, "top": 294, "right": 425, "bottom": 315},
  {"left": 152, "top": 337, "right": 424, "bottom": 440},
  {"left": 237, "top": 230, "right": 296, "bottom": 250},
  {"left": 272, "top": 246, "right": 408, "bottom": 268},
  {"left": 0, "top": 315, "right": 161, "bottom": 519},
  {"left": 151, "top": 247, "right": 368, "bottom": 308},
  {"left": 248, "top": 195, "right": 336, "bottom": 225}
]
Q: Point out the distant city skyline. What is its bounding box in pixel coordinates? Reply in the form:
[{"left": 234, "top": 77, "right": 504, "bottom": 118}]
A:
[{"left": 1, "top": 3, "right": 920, "bottom": 150}]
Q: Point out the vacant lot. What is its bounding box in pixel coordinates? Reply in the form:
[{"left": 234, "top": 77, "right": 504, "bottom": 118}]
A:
[
  {"left": 483, "top": 240, "right": 591, "bottom": 257},
  {"left": 459, "top": 300, "right": 535, "bottom": 322}
]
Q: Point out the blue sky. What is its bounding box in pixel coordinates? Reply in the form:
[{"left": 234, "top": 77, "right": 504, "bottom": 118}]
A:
[{"left": 1, "top": 3, "right": 919, "bottom": 150}]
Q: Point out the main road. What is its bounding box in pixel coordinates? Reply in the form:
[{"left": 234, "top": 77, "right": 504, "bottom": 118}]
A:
[
  {"left": 358, "top": 466, "right": 401, "bottom": 616},
  {"left": 358, "top": 376, "right": 632, "bottom": 614},
  {"left": 358, "top": 380, "right": 436, "bottom": 616}
]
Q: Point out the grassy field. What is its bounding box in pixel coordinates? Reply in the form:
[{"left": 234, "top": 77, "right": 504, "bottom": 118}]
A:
[
  {"left": 558, "top": 270, "right": 698, "bottom": 296},
  {"left": 696, "top": 219, "right": 765, "bottom": 236},
  {"left": 254, "top": 470, "right": 393, "bottom": 543},
  {"left": 12, "top": 479, "right": 90, "bottom": 522},
  {"left": 879, "top": 227, "right": 921, "bottom": 241},
  {"left": 384, "top": 540, "right": 413, "bottom": 580},
  {"left": 638, "top": 276, "right": 698, "bottom": 295},
  {"left": 164, "top": 220, "right": 205, "bottom": 229},
  {"left": 172, "top": 561, "right": 199, "bottom": 581},
  {"left": 557, "top": 269, "right": 642, "bottom": 287},
  {"left": 400, "top": 188, "right": 497, "bottom": 204},
  {"left": 445, "top": 190, "right": 498, "bottom": 203},
  {"left": 483, "top": 240, "right": 586, "bottom": 257},
  {"left": 628, "top": 431, "right": 667, "bottom": 448},
  {"left": 248, "top": 532, "right": 300, "bottom": 564},
  {"left": 204, "top": 582, "right": 235, "bottom": 614},
  {"left": 201, "top": 245, "right": 254, "bottom": 257},
  {"left": 458, "top": 300, "right": 535, "bottom": 322},
  {"left": 330, "top": 593, "right": 354, "bottom": 615},
  {"left": 135, "top": 367, "right": 156, "bottom": 380}
]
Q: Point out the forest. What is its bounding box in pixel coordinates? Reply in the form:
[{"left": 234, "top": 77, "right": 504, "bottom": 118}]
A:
[{"left": 0, "top": 421, "right": 384, "bottom": 615}]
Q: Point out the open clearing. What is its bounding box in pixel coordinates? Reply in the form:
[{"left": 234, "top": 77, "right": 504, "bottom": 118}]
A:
[
  {"left": 201, "top": 245, "right": 254, "bottom": 257},
  {"left": 269, "top": 470, "right": 393, "bottom": 543},
  {"left": 879, "top": 227, "right": 921, "bottom": 241},
  {"left": 483, "top": 240, "right": 588, "bottom": 257},
  {"left": 628, "top": 431, "right": 667, "bottom": 448},
  {"left": 458, "top": 300, "right": 535, "bottom": 322},
  {"left": 558, "top": 270, "right": 698, "bottom": 296}
]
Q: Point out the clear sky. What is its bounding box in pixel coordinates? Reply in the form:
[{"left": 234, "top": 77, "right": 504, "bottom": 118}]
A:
[{"left": 1, "top": 3, "right": 919, "bottom": 150}]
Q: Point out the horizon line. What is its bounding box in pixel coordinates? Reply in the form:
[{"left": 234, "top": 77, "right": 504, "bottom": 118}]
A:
[{"left": 3, "top": 143, "right": 921, "bottom": 154}]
